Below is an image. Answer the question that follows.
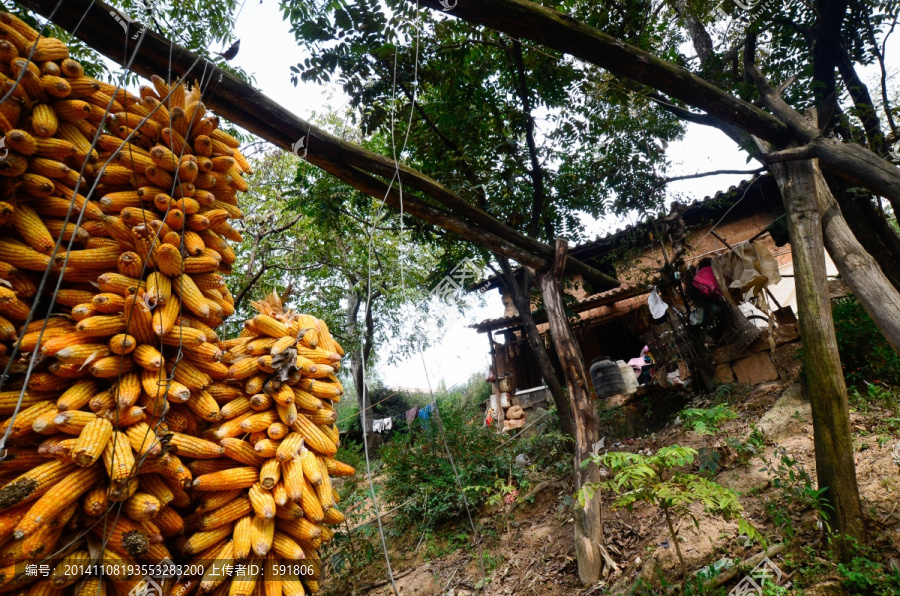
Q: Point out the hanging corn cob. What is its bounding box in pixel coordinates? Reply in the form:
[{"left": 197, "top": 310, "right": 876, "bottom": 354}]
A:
[
  {"left": 0, "top": 13, "right": 325, "bottom": 595},
  {"left": 172, "top": 291, "right": 353, "bottom": 596}
]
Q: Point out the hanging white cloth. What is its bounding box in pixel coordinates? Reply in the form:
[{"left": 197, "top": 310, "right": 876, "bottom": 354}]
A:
[
  {"left": 648, "top": 287, "right": 669, "bottom": 319},
  {"left": 372, "top": 418, "right": 393, "bottom": 433}
]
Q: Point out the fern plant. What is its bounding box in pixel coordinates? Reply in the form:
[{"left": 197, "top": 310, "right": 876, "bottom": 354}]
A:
[{"left": 578, "top": 445, "right": 761, "bottom": 576}]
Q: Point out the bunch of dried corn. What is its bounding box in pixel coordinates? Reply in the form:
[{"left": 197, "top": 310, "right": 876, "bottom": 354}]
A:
[
  {"left": 165, "top": 291, "right": 354, "bottom": 596},
  {"left": 0, "top": 13, "right": 271, "bottom": 595}
]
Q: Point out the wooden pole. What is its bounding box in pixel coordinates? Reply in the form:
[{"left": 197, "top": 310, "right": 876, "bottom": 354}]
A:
[
  {"left": 536, "top": 240, "right": 608, "bottom": 585},
  {"left": 768, "top": 151, "right": 863, "bottom": 558},
  {"left": 486, "top": 330, "right": 505, "bottom": 433}
]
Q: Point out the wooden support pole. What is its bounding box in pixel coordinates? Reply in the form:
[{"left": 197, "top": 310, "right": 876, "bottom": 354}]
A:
[
  {"left": 486, "top": 330, "right": 505, "bottom": 432},
  {"left": 536, "top": 239, "right": 607, "bottom": 585},
  {"left": 768, "top": 151, "right": 863, "bottom": 558},
  {"left": 18, "top": 0, "right": 620, "bottom": 290}
]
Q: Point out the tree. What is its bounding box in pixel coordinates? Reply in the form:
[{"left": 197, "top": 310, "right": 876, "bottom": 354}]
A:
[
  {"left": 582, "top": 445, "right": 759, "bottom": 577},
  {"left": 278, "top": 0, "right": 687, "bottom": 446},
  {"left": 227, "top": 136, "right": 446, "bottom": 414}
]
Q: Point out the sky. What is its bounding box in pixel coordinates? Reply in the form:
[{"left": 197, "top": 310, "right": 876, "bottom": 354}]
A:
[{"left": 220, "top": 1, "right": 876, "bottom": 391}]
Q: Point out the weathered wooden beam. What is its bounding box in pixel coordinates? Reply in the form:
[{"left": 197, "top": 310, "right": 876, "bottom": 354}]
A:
[
  {"left": 412, "top": 0, "right": 791, "bottom": 145},
  {"left": 17, "top": 0, "right": 620, "bottom": 289}
]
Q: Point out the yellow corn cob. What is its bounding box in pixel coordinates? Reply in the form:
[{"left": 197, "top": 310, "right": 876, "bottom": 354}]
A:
[
  {"left": 258, "top": 458, "right": 281, "bottom": 491},
  {"left": 185, "top": 388, "right": 221, "bottom": 422},
  {"left": 298, "top": 448, "right": 323, "bottom": 486},
  {"left": 183, "top": 523, "right": 234, "bottom": 555},
  {"left": 219, "top": 396, "right": 252, "bottom": 420},
  {"left": 103, "top": 431, "right": 135, "bottom": 485},
  {"left": 170, "top": 433, "right": 224, "bottom": 459},
  {"left": 14, "top": 465, "right": 103, "bottom": 539},
  {"left": 195, "top": 497, "right": 251, "bottom": 531},
  {"left": 221, "top": 437, "right": 265, "bottom": 468},
  {"left": 155, "top": 504, "right": 184, "bottom": 537},
  {"left": 0, "top": 240, "right": 51, "bottom": 271},
  {"left": 324, "top": 458, "right": 356, "bottom": 477},
  {"left": 72, "top": 417, "right": 113, "bottom": 467},
  {"left": 81, "top": 485, "right": 108, "bottom": 517},
  {"left": 172, "top": 273, "right": 210, "bottom": 317},
  {"left": 251, "top": 516, "right": 275, "bottom": 556},
  {"left": 242, "top": 410, "right": 279, "bottom": 433},
  {"left": 123, "top": 422, "right": 161, "bottom": 458},
  {"left": 152, "top": 295, "right": 180, "bottom": 336},
  {"left": 0, "top": 400, "right": 53, "bottom": 440},
  {"left": 31, "top": 103, "right": 58, "bottom": 137},
  {"left": 192, "top": 467, "right": 259, "bottom": 491},
  {"left": 272, "top": 531, "right": 305, "bottom": 561},
  {"left": 248, "top": 483, "right": 276, "bottom": 520},
  {"left": 198, "top": 540, "right": 235, "bottom": 592}
]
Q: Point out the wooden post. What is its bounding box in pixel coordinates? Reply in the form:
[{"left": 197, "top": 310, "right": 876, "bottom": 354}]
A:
[
  {"left": 768, "top": 153, "right": 864, "bottom": 557},
  {"left": 486, "top": 330, "right": 505, "bottom": 433},
  {"left": 536, "top": 240, "right": 609, "bottom": 584}
]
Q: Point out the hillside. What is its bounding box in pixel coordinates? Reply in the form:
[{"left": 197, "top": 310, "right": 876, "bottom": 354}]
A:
[{"left": 322, "top": 380, "right": 900, "bottom": 595}]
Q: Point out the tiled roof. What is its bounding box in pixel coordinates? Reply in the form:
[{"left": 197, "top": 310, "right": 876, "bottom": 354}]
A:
[
  {"left": 474, "top": 174, "right": 780, "bottom": 293},
  {"left": 472, "top": 174, "right": 784, "bottom": 332},
  {"left": 569, "top": 176, "right": 771, "bottom": 258}
]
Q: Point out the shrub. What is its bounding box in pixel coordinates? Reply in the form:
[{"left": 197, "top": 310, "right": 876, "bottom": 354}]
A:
[
  {"left": 832, "top": 296, "right": 900, "bottom": 387},
  {"left": 378, "top": 397, "right": 519, "bottom": 529}
]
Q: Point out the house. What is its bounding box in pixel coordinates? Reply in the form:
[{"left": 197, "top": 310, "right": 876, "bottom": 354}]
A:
[{"left": 473, "top": 175, "right": 832, "bottom": 413}]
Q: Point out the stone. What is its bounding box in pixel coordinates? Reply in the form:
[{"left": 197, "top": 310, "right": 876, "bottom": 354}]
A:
[
  {"left": 758, "top": 383, "right": 810, "bottom": 442},
  {"left": 714, "top": 364, "right": 735, "bottom": 382},
  {"left": 773, "top": 323, "right": 800, "bottom": 346},
  {"left": 506, "top": 405, "right": 525, "bottom": 420},
  {"left": 771, "top": 341, "right": 802, "bottom": 381},
  {"left": 503, "top": 418, "right": 525, "bottom": 431},
  {"left": 732, "top": 352, "right": 779, "bottom": 385}
]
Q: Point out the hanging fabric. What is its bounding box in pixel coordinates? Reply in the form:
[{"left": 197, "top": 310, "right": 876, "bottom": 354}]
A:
[
  {"left": 711, "top": 241, "right": 782, "bottom": 304},
  {"left": 692, "top": 266, "right": 722, "bottom": 297},
  {"left": 405, "top": 406, "right": 420, "bottom": 425},
  {"left": 418, "top": 404, "right": 433, "bottom": 421},
  {"left": 648, "top": 287, "right": 669, "bottom": 319},
  {"left": 372, "top": 417, "right": 392, "bottom": 433}
]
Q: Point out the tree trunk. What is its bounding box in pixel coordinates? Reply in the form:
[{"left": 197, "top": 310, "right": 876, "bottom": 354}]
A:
[
  {"left": 536, "top": 240, "right": 607, "bottom": 585},
  {"left": 346, "top": 291, "right": 369, "bottom": 415},
  {"left": 768, "top": 154, "right": 864, "bottom": 559},
  {"left": 826, "top": 175, "right": 900, "bottom": 293},
  {"left": 497, "top": 255, "right": 576, "bottom": 441}
]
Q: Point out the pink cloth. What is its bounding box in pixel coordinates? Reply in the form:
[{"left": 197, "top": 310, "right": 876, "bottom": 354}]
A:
[
  {"left": 693, "top": 266, "right": 722, "bottom": 297},
  {"left": 626, "top": 358, "right": 645, "bottom": 376}
]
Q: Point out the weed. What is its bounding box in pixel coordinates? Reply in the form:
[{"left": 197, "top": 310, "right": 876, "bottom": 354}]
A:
[
  {"left": 680, "top": 404, "right": 738, "bottom": 435},
  {"left": 758, "top": 447, "right": 834, "bottom": 536},
  {"left": 849, "top": 381, "right": 899, "bottom": 414},
  {"left": 838, "top": 556, "right": 900, "bottom": 594}
]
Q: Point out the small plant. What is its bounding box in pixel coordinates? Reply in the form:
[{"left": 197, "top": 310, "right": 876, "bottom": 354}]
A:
[
  {"left": 758, "top": 447, "right": 834, "bottom": 536},
  {"left": 849, "top": 381, "right": 899, "bottom": 413},
  {"left": 578, "top": 445, "right": 761, "bottom": 576},
  {"left": 838, "top": 556, "right": 900, "bottom": 594},
  {"left": 680, "top": 404, "right": 738, "bottom": 435}
]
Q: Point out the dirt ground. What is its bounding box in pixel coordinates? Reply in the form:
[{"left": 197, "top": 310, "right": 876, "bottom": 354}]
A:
[{"left": 325, "top": 380, "right": 900, "bottom": 595}]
